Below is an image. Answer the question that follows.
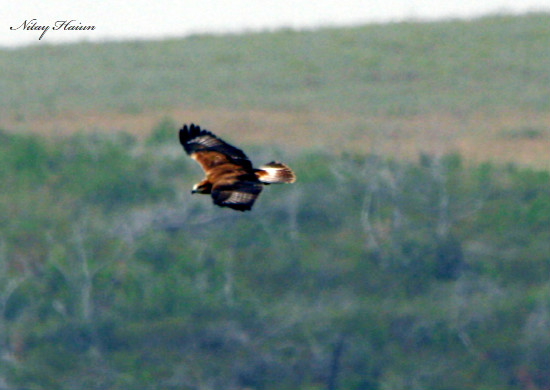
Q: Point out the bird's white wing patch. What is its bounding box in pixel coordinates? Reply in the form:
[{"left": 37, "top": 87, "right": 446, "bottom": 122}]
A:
[
  {"left": 191, "top": 135, "right": 223, "bottom": 148},
  {"left": 224, "top": 191, "right": 256, "bottom": 204}
]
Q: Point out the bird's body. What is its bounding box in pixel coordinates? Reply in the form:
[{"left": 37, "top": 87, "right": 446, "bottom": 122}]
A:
[{"left": 179, "top": 124, "right": 295, "bottom": 211}]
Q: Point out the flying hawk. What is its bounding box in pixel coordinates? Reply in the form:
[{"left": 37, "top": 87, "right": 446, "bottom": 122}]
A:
[{"left": 179, "top": 123, "right": 296, "bottom": 211}]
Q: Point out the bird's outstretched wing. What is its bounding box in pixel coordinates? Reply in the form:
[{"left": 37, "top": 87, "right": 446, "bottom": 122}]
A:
[
  {"left": 179, "top": 123, "right": 252, "bottom": 172},
  {"left": 211, "top": 181, "right": 263, "bottom": 211}
]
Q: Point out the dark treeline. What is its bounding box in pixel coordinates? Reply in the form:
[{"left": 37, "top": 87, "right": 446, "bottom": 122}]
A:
[{"left": 0, "top": 126, "right": 549, "bottom": 390}]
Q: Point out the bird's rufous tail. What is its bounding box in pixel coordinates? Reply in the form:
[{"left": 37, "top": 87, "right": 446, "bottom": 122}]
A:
[{"left": 256, "top": 162, "right": 296, "bottom": 184}]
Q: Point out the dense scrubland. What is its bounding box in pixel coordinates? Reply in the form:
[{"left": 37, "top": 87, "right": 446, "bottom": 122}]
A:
[{"left": 0, "top": 13, "right": 549, "bottom": 390}]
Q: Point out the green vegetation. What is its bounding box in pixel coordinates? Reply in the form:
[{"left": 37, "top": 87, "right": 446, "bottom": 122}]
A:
[
  {"left": 0, "top": 13, "right": 549, "bottom": 390},
  {"left": 0, "top": 127, "right": 548, "bottom": 389},
  {"left": 2, "top": 14, "right": 549, "bottom": 168},
  {"left": 1, "top": 14, "right": 548, "bottom": 118}
]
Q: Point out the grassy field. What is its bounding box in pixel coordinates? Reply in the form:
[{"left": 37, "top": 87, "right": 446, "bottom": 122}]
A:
[{"left": 1, "top": 13, "right": 549, "bottom": 167}]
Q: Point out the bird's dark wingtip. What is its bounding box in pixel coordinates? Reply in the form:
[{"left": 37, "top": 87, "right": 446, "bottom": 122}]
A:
[{"left": 179, "top": 123, "right": 201, "bottom": 146}]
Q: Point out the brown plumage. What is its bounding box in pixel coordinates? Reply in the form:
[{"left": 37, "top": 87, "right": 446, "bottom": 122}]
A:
[{"left": 179, "top": 123, "right": 296, "bottom": 211}]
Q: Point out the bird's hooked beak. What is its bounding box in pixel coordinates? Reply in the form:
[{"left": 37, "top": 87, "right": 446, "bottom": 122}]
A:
[{"left": 191, "top": 189, "right": 196, "bottom": 194}]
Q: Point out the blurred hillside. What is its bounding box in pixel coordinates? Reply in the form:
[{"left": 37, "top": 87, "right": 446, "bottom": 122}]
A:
[
  {"left": 0, "top": 13, "right": 549, "bottom": 390},
  {"left": 0, "top": 128, "right": 549, "bottom": 390},
  {"left": 1, "top": 13, "right": 549, "bottom": 167}
]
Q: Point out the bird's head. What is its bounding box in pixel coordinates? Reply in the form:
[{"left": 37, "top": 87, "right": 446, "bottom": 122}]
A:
[{"left": 191, "top": 181, "right": 211, "bottom": 195}]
